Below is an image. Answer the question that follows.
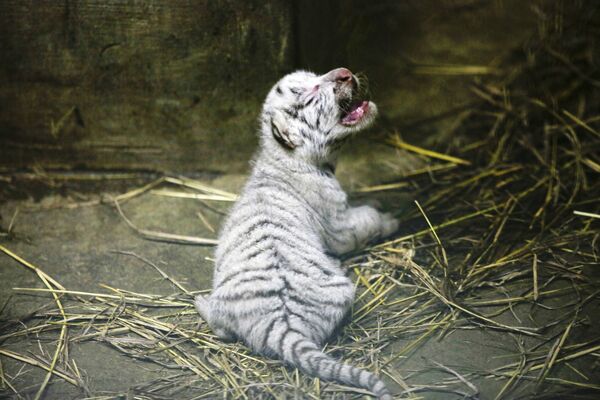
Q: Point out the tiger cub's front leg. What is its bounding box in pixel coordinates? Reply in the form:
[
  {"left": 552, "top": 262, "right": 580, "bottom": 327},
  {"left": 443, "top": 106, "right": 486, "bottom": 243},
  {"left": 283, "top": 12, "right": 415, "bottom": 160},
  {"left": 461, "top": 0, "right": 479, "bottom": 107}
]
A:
[{"left": 326, "top": 205, "right": 399, "bottom": 255}]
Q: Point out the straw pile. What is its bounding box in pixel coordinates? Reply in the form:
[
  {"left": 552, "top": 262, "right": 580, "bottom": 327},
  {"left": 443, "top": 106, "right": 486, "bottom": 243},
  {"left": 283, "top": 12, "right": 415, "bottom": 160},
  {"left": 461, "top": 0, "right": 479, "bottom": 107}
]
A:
[{"left": 1, "top": 2, "right": 599, "bottom": 399}]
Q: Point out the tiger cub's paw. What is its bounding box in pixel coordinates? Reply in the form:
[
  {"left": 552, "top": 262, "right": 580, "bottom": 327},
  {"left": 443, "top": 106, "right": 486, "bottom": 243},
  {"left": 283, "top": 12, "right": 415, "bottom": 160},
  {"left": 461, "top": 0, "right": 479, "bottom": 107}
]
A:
[{"left": 380, "top": 212, "right": 399, "bottom": 238}]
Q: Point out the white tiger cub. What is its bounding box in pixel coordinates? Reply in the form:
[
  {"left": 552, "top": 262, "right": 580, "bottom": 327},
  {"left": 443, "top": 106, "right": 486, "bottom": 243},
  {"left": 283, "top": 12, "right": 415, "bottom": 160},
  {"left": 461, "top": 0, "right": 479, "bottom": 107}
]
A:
[{"left": 195, "top": 68, "right": 398, "bottom": 399}]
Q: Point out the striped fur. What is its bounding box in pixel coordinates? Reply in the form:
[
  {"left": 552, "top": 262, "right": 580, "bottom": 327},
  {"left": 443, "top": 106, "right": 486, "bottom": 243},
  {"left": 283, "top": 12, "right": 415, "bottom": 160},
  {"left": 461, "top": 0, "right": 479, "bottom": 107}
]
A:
[{"left": 196, "top": 69, "right": 398, "bottom": 399}]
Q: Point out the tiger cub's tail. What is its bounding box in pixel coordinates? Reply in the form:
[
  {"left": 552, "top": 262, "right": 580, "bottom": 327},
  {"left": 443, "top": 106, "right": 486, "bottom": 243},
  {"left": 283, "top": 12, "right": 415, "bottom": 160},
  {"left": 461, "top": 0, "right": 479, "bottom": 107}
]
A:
[{"left": 278, "top": 332, "right": 392, "bottom": 399}]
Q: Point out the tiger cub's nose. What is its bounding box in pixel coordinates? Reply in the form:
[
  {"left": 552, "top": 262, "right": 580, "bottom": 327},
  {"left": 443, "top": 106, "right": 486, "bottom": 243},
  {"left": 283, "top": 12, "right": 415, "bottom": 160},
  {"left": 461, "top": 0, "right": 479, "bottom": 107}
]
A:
[
  {"left": 324, "top": 68, "right": 358, "bottom": 92},
  {"left": 324, "top": 67, "right": 352, "bottom": 83},
  {"left": 333, "top": 68, "right": 352, "bottom": 83}
]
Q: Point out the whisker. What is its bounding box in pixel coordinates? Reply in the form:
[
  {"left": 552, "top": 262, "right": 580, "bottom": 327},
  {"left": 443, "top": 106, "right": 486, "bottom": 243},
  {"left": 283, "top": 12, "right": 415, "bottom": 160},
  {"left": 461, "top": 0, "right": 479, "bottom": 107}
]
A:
[{"left": 354, "top": 71, "right": 371, "bottom": 100}]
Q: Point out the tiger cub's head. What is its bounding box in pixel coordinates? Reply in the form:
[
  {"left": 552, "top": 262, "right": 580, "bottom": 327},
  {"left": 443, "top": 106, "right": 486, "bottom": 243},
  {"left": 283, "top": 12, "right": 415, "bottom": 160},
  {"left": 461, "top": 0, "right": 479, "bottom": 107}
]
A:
[{"left": 260, "top": 68, "right": 377, "bottom": 164}]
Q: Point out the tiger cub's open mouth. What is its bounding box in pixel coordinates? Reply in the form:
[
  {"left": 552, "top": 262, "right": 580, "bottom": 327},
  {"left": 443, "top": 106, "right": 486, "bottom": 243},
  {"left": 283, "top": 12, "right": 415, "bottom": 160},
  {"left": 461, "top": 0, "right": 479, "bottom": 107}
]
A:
[{"left": 340, "top": 100, "right": 370, "bottom": 126}]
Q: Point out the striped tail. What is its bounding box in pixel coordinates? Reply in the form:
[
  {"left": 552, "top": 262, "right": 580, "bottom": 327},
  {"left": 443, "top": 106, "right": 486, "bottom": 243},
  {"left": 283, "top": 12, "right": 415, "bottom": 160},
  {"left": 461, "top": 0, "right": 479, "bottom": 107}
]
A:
[{"left": 276, "top": 332, "right": 392, "bottom": 399}]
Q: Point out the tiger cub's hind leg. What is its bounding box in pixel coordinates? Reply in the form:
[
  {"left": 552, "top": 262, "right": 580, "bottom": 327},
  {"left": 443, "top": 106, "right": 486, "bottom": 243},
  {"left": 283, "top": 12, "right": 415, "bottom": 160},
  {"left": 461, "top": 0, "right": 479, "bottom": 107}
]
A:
[{"left": 194, "top": 294, "right": 235, "bottom": 341}]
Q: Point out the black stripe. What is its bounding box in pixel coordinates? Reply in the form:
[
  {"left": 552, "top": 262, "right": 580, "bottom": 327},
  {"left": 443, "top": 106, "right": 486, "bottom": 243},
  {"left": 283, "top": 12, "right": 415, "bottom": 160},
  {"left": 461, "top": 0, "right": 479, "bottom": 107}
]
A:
[
  {"left": 276, "top": 85, "right": 283, "bottom": 94},
  {"left": 299, "top": 114, "right": 313, "bottom": 129},
  {"left": 215, "top": 287, "right": 281, "bottom": 301},
  {"left": 284, "top": 264, "right": 312, "bottom": 279},
  {"left": 266, "top": 222, "right": 324, "bottom": 254},
  {"left": 245, "top": 247, "right": 270, "bottom": 261},
  {"left": 232, "top": 303, "right": 281, "bottom": 319},
  {"left": 219, "top": 265, "right": 274, "bottom": 286},
  {"left": 233, "top": 230, "right": 275, "bottom": 254},
  {"left": 261, "top": 316, "right": 280, "bottom": 350},
  {"left": 280, "top": 241, "right": 335, "bottom": 270},
  {"left": 221, "top": 228, "right": 277, "bottom": 261},
  {"left": 226, "top": 251, "right": 312, "bottom": 281},
  {"left": 222, "top": 222, "right": 270, "bottom": 254},
  {"left": 217, "top": 244, "right": 275, "bottom": 273},
  {"left": 289, "top": 337, "right": 305, "bottom": 363},
  {"left": 292, "top": 102, "right": 306, "bottom": 111},
  {"left": 284, "top": 107, "right": 298, "bottom": 118},
  {"left": 289, "top": 302, "right": 331, "bottom": 331},
  {"left": 294, "top": 342, "right": 315, "bottom": 366},
  {"left": 332, "top": 361, "right": 343, "bottom": 381},
  {"left": 281, "top": 248, "right": 334, "bottom": 276},
  {"left": 323, "top": 359, "right": 334, "bottom": 378},
  {"left": 287, "top": 291, "right": 346, "bottom": 308},
  {"left": 236, "top": 275, "right": 272, "bottom": 285},
  {"left": 243, "top": 219, "right": 278, "bottom": 237},
  {"left": 287, "top": 292, "right": 314, "bottom": 308},
  {"left": 283, "top": 249, "right": 334, "bottom": 276},
  {"left": 321, "top": 280, "right": 352, "bottom": 288},
  {"left": 217, "top": 262, "right": 278, "bottom": 288},
  {"left": 277, "top": 326, "right": 291, "bottom": 353},
  {"left": 221, "top": 225, "right": 275, "bottom": 256},
  {"left": 368, "top": 373, "right": 377, "bottom": 387},
  {"left": 313, "top": 355, "right": 328, "bottom": 374},
  {"left": 299, "top": 128, "right": 311, "bottom": 139},
  {"left": 305, "top": 352, "right": 318, "bottom": 371},
  {"left": 286, "top": 308, "right": 328, "bottom": 337}
]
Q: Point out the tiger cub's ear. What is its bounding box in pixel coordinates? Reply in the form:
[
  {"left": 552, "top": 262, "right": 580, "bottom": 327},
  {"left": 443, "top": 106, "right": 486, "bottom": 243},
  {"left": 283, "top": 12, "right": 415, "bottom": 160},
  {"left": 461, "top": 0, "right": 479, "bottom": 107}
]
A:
[{"left": 271, "top": 112, "right": 300, "bottom": 150}]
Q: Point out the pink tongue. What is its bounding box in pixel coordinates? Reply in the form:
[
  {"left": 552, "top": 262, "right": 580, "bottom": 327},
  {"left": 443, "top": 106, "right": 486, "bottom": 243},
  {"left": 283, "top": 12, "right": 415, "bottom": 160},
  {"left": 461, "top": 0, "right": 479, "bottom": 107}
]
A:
[{"left": 342, "top": 101, "right": 368, "bottom": 124}]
